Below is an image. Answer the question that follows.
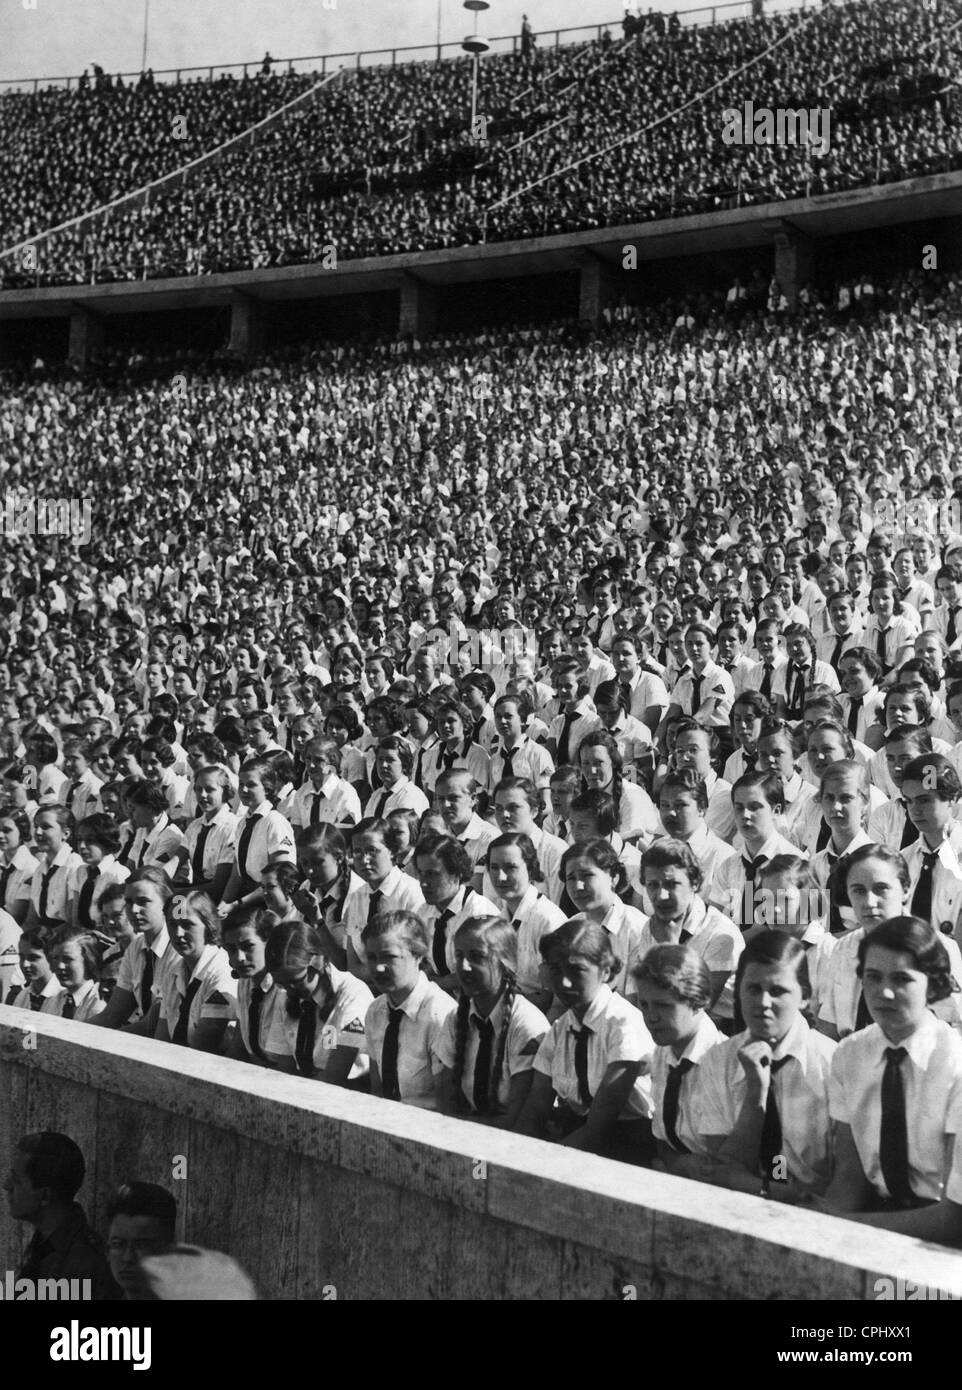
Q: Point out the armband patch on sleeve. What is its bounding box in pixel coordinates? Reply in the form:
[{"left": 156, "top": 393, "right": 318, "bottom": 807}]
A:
[{"left": 519, "top": 1035, "right": 543, "bottom": 1057}]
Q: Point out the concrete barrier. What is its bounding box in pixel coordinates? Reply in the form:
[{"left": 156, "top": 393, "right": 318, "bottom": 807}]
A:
[{"left": 2, "top": 1005, "right": 961, "bottom": 1301}]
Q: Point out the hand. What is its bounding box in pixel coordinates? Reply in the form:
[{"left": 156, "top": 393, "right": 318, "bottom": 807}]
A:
[
  {"left": 736, "top": 1038, "right": 775, "bottom": 1094},
  {"left": 291, "top": 888, "right": 319, "bottom": 921}
]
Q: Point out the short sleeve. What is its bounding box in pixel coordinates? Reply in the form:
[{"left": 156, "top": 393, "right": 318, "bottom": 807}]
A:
[
  {"left": 827, "top": 1044, "right": 852, "bottom": 1124},
  {"left": 533, "top": 1021, "right": 559, "bottom": 1077},
  {"left": 691, "top": 1045, "right": 733, "bottom": 1138},
  {"left": 435, "top": 1010, "right": 459, "bottom": 1071},
  {"left": 945, "top": 1083, "right": 962, "bottom": 1204},
  {"left": 507, "top": 1000, "right": 549, "bottom": 1076},
  {"left": 703, "top": 924, "right": 743, "bottom": 974},
  {"left": 604, "top": 1007, "right": 651, "bottom": 1067},
  {"left": 115, "top": 939, "right": 140, "bottom": 996}
]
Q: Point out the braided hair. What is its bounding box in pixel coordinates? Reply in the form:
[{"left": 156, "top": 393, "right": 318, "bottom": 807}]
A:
[
  {"left": 577, "top": 731, "right": 625, "bottom": 830},
  {"left": 450, "top": 915, "right": 519, "bottom": 1118}
]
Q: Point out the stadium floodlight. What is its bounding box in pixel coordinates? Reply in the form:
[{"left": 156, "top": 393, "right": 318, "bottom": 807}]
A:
[{"left": 462, "top": 0, "right": 491, "bottom": 140}]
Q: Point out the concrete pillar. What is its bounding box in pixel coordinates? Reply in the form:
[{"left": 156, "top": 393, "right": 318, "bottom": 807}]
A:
[
  {"left": 228, "top": 294, "right": 263, "bottom": 358},
  {"left": 67, "top": 307, "right": 104, "bottom": 369},
  {"left": 578, "top": 253, "right": 618, "bottom": 327},
  {"left": 773, "top": 226, "right": 814, "bottom": 309},
  {"left": 398, "top": 273, "right": 437, "bottom": 339}
]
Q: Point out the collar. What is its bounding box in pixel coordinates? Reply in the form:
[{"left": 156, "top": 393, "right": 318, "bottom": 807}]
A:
[
  {"left": 391, "top": 969, "right": 429, "bottom": 1019},
  {"left": 66, "top": 978, "right": 100, "bottom": 1007},
  {"left": 147, "top": 926, "right": 171, "bottom": 959},
  {"left": 868, "top": 1007, "right": 941, "bottom": 1067},
  {"left": 826, "top": 827, "right": 874, "bottom": 859},
  {"left": 10, "top": 845, "right": 36, "bottom": 869},
  {"left": 469, "top": 990, "right": 508, "bottom": 1031},
  {"left": 183, "top": 942, "right": 220, "bottom": 985},
  {"left": 436, "top": 885, "right": 467, "bottom": 918},
  {"left": 676, "top": 1011, "right": 723, "bottom": 1063},
  {"left": 458, "top": 813, "right": 490, "bottom": 840},
  {"left": 600, "top": 901, "right": 625, "bottom": 934},
  {"left": 34, "top": 975, "right": 64, "bottom": 1000},
  {"left": 372, "top": 865, "right": 405, "bottom": 898},
  {"left": 735, "top": 831, "right": 785, "bottom": 862},
  {"left": 144, "top": 813, "right": 170, "bottom": 842},
  {"left": 770, "top": 1012, "right": 812, "bottom": 1066},
  {"left": 580, "top": 983, "right": 614, "bottom": 1029},
  {"left": 317, "top": 772, "right": 339, "bottom": 797},
  {"left": 508, "top": 885, "right": 541, "bottom": 919}
]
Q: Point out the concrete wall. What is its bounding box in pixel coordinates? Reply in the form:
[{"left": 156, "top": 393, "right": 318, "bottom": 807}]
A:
[{"left": 3, "top": 1005, "right": 961, "bottom": 1301}]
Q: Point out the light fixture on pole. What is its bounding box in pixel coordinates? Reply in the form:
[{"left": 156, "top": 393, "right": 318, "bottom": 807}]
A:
[{"left": 462, "top": 0, "right": 490, "bottom": 140}]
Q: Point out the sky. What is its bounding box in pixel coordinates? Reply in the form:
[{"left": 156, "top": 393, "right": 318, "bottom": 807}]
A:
[{"left": 1, "top": 0, "right": 713, "bottom": 84}]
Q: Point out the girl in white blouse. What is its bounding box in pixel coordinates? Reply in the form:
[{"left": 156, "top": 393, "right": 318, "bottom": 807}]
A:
[
  {"left": 817, "top": 915, "right": 962, "bottom": 1244},
  {"left": 633, "top": 944, "right": 723, "bottom": 1171}
]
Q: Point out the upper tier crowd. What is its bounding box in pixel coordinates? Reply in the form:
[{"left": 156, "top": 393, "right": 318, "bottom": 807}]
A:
[
  {"left": 2, "top": 263, "right": 962, "bottom": 1253},
  {"left": 0, "top": 0, "right": 959, "bottom": 285}
]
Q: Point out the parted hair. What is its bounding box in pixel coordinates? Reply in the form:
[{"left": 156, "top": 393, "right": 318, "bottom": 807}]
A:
[
  {"left": 539, "top": 916, "right": 623, "bottom": 983},
  {"left": 857, "top": 915, "right": 959, "bottom": 1003},
  {"left": 632, "top": 943, "right": 711, "bottom": 1011},
  {"left": 450, "top": 916, "right": 519, "bottom": 1118}
]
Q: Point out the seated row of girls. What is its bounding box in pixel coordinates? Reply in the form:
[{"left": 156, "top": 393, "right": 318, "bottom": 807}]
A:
[{"left": 640, "top": 915, "right": 962, "bottom": 1245}]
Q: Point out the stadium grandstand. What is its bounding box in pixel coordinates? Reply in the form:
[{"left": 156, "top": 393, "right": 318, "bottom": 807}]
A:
[{"left": 1, "top": 0, "right": 962, "bottom": 1317}]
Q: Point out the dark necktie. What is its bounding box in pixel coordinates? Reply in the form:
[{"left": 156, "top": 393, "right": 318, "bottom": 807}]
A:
[
  {"left": 368, "top": 788, "right": 389, "bottom": 820},
  {"left": 662, "top": 1056, "right": 695, "bottom": 1153},
  {"left": 37, "top": 863, "right": 56, "bottom": 922},
  {"left": 740, "top": 854, "right": 767, "bottom": 926},
  {"left": 557, "top": 712, "right": 577, "bottom": 766},
  {"left": 948, "top": 607, "right": 960, "bottom": 644},
  {"left": 826, "top": 852, "right": 845, "bottom": 935},
  {"left": 309, "top": 790, "right": 326, "bottom": 826},
  {"left": 0, "top": 862, "right": 13, "bottom": 908},
  {"left": 854, "top": 989, "right": 871, "bottom": 1031},
  {"left": 846, "top": 694, "right": 862, "bottom": 737},
  {"left": 381, "top": 1005, "right": 404, "bottom": 1100},
  {"left": 29, "top": 992, "right": 44, "bottom": 1011},
  {"left": 62, "top": 993, "right": 76, "bottom": 1020},
  {"left": 876, "top": 626, "right": 888, "bottom": 665},
  {"left": 294, "top": 997, "right": 317, "bottom": 1074},
  {"left": 557, "top": 818, "right": 568, "bottom": 840},
  {"left": 690, "top": 673, "right": 703, "bottom": 713},
  {"left": 790, "top": 665, "right": 808, "bottom": 715},
  {"left": 472, "top": 716, "right": 486, "bottom": 745},
  {"left": 501, "top": 744, "right": 519, "bottom": 774},
  {"left": 413, "top": 748, "right": 425, "bottom": 790},
  {"left": 571, "top": 1024, "right": 593, "bottom": 1109},
  {"left": 831, "top": 636, "right": 845, "bottom": 670},
  {"left": 236, "top": 812, "right": 261, "bottom": 881},
  {"left": 879, "top": 1046, "right": 913, "bottom": 1205},
  {"left": 432, "top": 907, "right": 453, "bottom": 976},
  {"left": 910, "top": 849, "right": 939, "bottom": 923},
  {"left": 172, "top": 977, "right": 203, "bottom": 1046},
  {"left": 759, "top": 663, "right": 774, "bottom": 699},
  {"left": 247, "top": 985, "right": 265, "bottom": 1061},
  {"left": 76, "top": 865, "right": 99, "bottom": 929},
  {"left": 140, "top": 949, "right": 154, "bottom": 1017},
  {"left": 472, "top": 1014, "right": 495, "bottom": 1114},
  {"left": 120, "top": 828, "right": 137, "bottom": 865},
  {"left": 137, "top": 831, "right": 150, "bottom": 868},
  {"left": 366, "top": 887, "right": 382, "bottom": 929},
  {"left": 759, "top": 1056, "right": 791, "bottom": 1180},
  {"left": 191, "top": 822, "right": 212, "bottom": 881},
  {"left": 899, "top": 806, "right": 919, "bottom": 849},
  {"left": 816, "top": 819, "right": 832, "bottom": 852}
]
